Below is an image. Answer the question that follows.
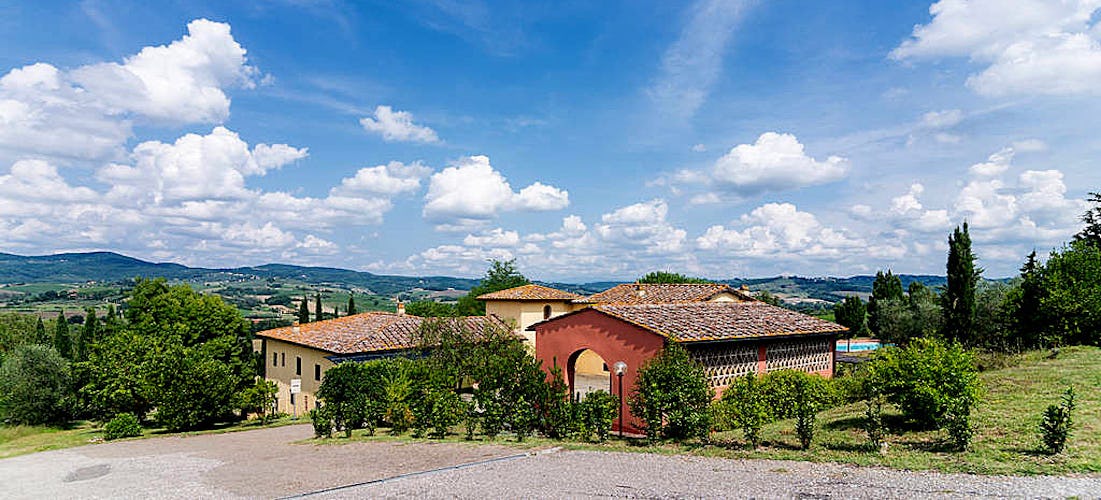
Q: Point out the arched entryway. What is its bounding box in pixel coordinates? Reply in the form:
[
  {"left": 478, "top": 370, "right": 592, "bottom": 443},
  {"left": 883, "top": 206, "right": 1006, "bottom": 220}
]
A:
[{"left": 567, "top": 348, "right": 611, "bottom": 401}]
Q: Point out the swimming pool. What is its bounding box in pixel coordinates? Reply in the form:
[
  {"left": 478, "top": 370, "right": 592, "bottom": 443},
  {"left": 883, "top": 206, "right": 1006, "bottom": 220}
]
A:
[{"left": 835, "top": 341, "right": 886, "bottom": 352}]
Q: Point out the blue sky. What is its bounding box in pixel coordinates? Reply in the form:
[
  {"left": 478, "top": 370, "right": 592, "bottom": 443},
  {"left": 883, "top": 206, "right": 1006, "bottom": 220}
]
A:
[{"left": 1, "top": 0, "right": 1100, "bottom": 281}]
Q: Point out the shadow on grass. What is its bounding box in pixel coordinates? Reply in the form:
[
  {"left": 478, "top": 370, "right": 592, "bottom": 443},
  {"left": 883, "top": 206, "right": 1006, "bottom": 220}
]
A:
[
  {"left": 1003, "top": 445, "right": 1050, "bottom": 457},
  {"left": 822, "top": 441, "right": 874, "bottom": 453}
]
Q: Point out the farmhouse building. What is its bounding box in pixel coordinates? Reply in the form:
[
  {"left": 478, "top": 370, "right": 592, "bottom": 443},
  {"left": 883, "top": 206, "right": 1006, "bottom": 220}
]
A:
[
  {"left": 479, "top": 282, "right": 756, "bottom": 347},
  {"left": 256, "top": 311, "right": 508, "bottom": 415},
  {"left": 478, "top": 282, "right": 846, "bottom": 434}
]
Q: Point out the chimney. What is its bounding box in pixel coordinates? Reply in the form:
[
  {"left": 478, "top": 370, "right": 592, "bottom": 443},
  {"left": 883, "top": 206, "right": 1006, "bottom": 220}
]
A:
[
  {"left": 635, "top": 281, "right": 645, "bottom": 297},
  {"left": 740, "top": 285, "right": 750, "bottom": 292},
  {"left": 396, "top": 301, "right": 406, "bottom": 316},
  {"left": 292, "top": 326, "right": 300, "bottom": 334}
]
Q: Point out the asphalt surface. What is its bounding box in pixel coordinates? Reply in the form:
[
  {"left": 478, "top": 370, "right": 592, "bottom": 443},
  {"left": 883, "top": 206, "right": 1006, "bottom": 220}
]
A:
[{"left": 1, "top": 424, "right": 1099, "bottom": 499}]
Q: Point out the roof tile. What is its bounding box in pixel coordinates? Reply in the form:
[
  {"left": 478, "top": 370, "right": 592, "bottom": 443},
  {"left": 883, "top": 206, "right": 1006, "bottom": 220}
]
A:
[
  {"left": 591, "top": 302, "right": 846, "bottom": 342},
  {"left": 576, "top": 283, "right": 753, "bottom": 304},
  {"left": 477, "top": 284, "right": 584, "bottom": 301},
  {"left": 256, "top": 312, "right": 510, "bottom": 354}
]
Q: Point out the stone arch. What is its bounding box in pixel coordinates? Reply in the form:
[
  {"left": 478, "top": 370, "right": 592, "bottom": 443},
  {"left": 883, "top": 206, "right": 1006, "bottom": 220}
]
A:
[{"left": 566, "top": 348, "right": 610, "bottom": 401}]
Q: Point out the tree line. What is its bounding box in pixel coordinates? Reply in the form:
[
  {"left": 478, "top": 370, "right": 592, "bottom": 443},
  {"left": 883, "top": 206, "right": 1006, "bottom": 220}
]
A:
[
  {"left": 833, "top": 192, "right": 1101, "bottom": 351},
  {"left": 0, "top": 278, "right": 261, "bottom": 431}
]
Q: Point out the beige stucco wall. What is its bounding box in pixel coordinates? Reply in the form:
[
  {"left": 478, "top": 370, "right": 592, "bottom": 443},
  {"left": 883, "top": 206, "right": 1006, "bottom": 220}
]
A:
[
  {"left": 262, "top": 338, "right": 336, "bottom": 416},
  {"left": 485, "top": 300, "right": 580, "bottom": 351}
]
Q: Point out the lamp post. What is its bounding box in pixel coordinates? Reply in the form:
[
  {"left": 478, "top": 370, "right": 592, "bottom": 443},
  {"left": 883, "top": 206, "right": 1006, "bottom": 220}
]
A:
[{"left": 612, "top": 361, "right": 627, "bottom": 437}]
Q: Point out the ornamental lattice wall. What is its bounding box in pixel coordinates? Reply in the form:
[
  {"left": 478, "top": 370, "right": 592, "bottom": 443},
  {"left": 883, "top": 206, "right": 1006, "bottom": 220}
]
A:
[{"left": 688, "top": 337, "right": 833, "bottom": 392}]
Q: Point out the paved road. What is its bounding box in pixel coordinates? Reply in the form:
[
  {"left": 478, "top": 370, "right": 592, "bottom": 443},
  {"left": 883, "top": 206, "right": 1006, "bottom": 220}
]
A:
[{"left": 1, "top": 424, "right": 1099, "bottom": 499}]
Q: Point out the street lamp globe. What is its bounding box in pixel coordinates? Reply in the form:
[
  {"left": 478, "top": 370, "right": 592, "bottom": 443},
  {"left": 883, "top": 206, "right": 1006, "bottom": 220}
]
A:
[{"left": 613, "top": 361, "right": 627, "bottom": 376}]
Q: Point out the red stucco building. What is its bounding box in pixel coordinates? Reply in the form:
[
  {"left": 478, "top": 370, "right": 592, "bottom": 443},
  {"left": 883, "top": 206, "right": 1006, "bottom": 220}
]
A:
[{"left": 529, "top": 300, "right": 845, "bottom": 434}]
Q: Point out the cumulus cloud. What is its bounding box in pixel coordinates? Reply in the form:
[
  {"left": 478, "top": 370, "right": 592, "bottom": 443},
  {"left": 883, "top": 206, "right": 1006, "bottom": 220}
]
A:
[
  {"left": 359, "top": 105, "right": 440, "bottom": 143},
  {"left": 0, "top": 125, "right": 424, "bottom": 266},
  {"left": 697, "top": 203, "right": 864, "bottom": 259},
  {"left": 0, "top": 19, "right": 258, "bottom": 162},
  {"left": 332, "top": 161, "right": 432, "bottom": 196},
  {"left": 422, "top": 155, "right": 569, "bottom": 227},
  {"left": 668, "top": 132, "right": 849, "bottom": 199},
  {"left": 892, "top": 0, "right": 1101, "bottom": 96}
]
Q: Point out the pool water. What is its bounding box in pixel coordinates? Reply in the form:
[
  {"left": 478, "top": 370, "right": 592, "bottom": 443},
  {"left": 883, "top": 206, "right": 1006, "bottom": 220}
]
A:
[{"left": 836, "top": 341, "right": 884, "bottom": 352}]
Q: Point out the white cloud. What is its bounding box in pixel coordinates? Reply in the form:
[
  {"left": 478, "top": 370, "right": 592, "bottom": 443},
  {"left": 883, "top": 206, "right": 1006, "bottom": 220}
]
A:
[
  {"left": 359, "top": 105, "right": 440, "bottom": 143},
  {"left": 251, "top": 143, "right": 309, "bottom": 174},
  {"left": 332, "top": 161, "right": 432, "bottom": 196},
  {"left": 892, "top": 0, "right": 1101, "bottom": 96},
  {"left": 710, "top": 132, "right": 849, "bottom": 193},
  {"left": 99, "top": 126, "right": 295, "bottom": 204},
  {"left": 968, "top": 147, "right": 1014, "bottom": 177},
  {"left": 648, "top": 0, "right": 750, "bottom": 122},
  {"left": 921, "top": 109, "right": 963, "bottom": 128},
  {"left": 422, "top": 155, "right": 569, "bottom": 227},
  {"left": 70, "top": 18, "right": 258, "bottom": 122},
  {"left": 0, "top": 124, "right": 428, "bottom": 266},
  {"left": 0, "top": 19, "right": 257, "bottom": 162},
  {"left": 696, "top": 203, "right": 863, "bottom": 259},
  {"left": 463, "top": 228, "right": 522, "bottom": 247}
]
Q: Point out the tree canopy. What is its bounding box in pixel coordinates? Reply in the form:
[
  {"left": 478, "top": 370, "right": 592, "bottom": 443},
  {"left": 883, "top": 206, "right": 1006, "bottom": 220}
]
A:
[
  {"left": 456, "top": 259, "right": 530, "bottom": 316},
  {"left": 637, "top": 271, "right": 711, "bottom": 284}
]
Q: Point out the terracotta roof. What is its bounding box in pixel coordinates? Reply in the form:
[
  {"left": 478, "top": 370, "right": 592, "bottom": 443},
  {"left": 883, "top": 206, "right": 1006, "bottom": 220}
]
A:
[
  {"left": 574, "top": 283, "right": 753, "bottom": 305},
  {"left": 477, "top": 284, "right": 584, "bottom": 301},
  {"left": 256, "top": 312, "right": 511, "bottom": 354},
  {"left": 530, "top": 302, "right": 845, "bottom": 343}
]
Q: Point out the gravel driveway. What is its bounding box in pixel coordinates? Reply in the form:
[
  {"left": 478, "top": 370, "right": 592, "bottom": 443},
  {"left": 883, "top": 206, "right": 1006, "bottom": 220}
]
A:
[{"left": 1, "top": 424, "right": 1098, "bottom": 499}]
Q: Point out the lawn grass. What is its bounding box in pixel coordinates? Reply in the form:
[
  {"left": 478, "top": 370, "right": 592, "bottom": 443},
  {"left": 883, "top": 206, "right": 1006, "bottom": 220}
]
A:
[
  {"left": 318, "top": 346, "right": 1101, "bottom": 476},
  {"left": 0, "top": 416, "right": 304, "bottom": 460}
]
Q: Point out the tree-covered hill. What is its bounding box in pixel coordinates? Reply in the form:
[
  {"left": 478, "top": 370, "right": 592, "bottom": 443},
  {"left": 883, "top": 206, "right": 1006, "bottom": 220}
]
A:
[{"left": 0, "top": 252, "right": 478, "bottom": 296}]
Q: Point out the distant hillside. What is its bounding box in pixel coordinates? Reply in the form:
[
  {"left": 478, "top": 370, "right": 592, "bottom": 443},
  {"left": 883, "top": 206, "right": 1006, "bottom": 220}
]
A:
[
  {"left": 0, "top": 251, "right": 963, "bottom": 302},
  {"left": 0, "top": 252, "right": 479, "bottom": 296},
  {"left": 721, "top": 275, "right": 949, "bottom": 302}
]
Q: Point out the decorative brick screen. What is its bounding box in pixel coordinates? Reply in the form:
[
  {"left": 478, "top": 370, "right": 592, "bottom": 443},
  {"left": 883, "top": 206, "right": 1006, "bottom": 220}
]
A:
[
  {"left": 766, "top": 338, "right": 831, "bottom": 373},
  {"left": 691, "top": 344, "right": 758, "bottom": 388}
]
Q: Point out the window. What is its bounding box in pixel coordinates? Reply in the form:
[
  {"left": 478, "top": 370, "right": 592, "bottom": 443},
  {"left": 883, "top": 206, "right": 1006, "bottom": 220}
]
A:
[
  {"left": 272, "top": 352, "right": 277, "bottom": 366},
  {"left": 281, "top": 352, "right": 285, "bottom": 367},
  {"left": 314, "top": 364, "right": 321, "bottom": 381},
  {"left": 296, "top": 356, "right": 302, "bottom": 376},
  {"left": 543, "top": 304, "right": 552, "bottom": 320}
]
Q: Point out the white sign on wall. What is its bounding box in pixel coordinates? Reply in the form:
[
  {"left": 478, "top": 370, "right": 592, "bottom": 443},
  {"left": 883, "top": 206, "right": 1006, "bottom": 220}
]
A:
[{"left": 290, "top": 378, "right": 301, "bottom": 394}]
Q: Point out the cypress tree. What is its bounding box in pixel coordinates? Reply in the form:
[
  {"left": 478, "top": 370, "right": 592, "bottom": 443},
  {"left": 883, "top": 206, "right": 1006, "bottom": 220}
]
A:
[
  {"left": 298, "top": 297, "right": 310, "bottom": 324},
  {"left": 35, "top": 317, "right": 47, "bottom": 345},
  {"left": 315, "top": 293, "right": 323, "bottom": 322},
  {"left": 76, "top": 308, "right": 98, "bottom": 362},
  {"left": 347, "top": 295, "right": 357, "bottom": 315},
  {"left": 103, "top": 304, "right": 119, "bottom": 336},
  {"left": 1015, "top": 251, "right": 1045, "bottom": 348},
  {"left": 942, "top": 223, "right": 981, "bottom": 345},
  {"left": 53, "top": 311, "right": 71, "bottom": 359}
]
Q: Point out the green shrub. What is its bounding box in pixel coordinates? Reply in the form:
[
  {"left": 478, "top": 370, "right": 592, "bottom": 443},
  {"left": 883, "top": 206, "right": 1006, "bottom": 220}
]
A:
[
  {"left": 866, "top": 337, "right": 981, "bottom": 429},
  {"left": 104, "top": 412, "right": 142, "bottom": 440},
  {"left": 0, "top": 344, "right": 72, "bottom": 425},
  {"left": 1041, "top": 387, "right": 1076, "bottom": 455},
  {"left": 309, "top": 406, "right": 333, "bottom": 438},
  {"left": 792, "top": 374, "right": 822, "bottom": 450},
  {"left": 629, "top": 344, "right": 713, "bottom": 442},
  {"left": 864, "top": 393, "right": 886, "bottom": 452},
  {"left": 579, "top": 390, "right": 618, "bottom": 442},
  {"left": 540, "top": 365, "right": 576, "bottom": 440},
  {"left": 721, "top": 374, "right": 770, "bottom": 448},
  {"left": 942, "top": 395, "right": 974, "bottom": 450}
]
